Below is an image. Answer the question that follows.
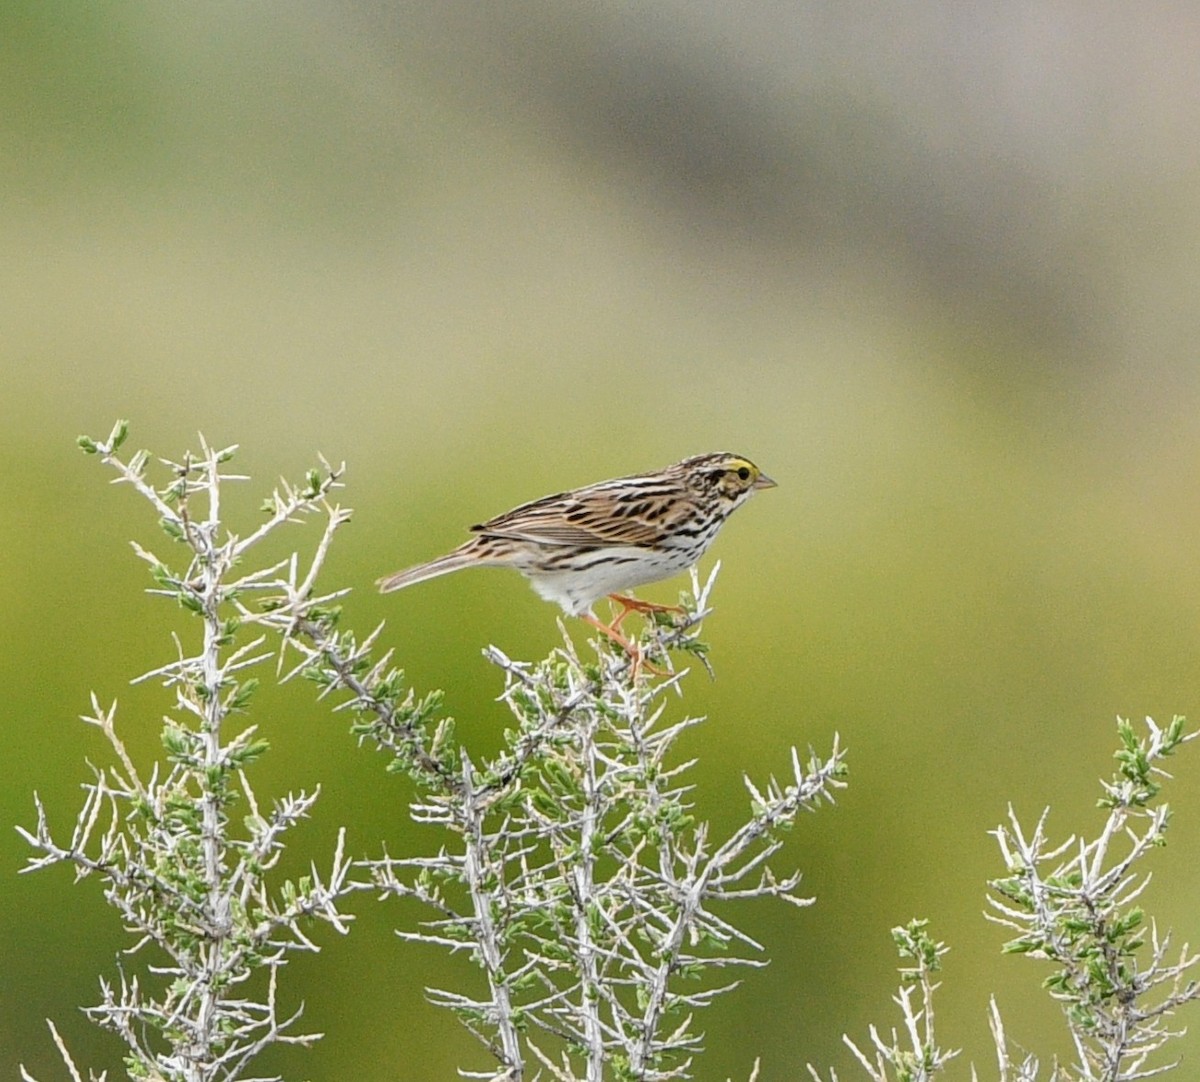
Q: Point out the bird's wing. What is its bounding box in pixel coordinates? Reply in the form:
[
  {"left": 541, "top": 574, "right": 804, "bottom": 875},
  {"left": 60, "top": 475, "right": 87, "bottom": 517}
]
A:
[{"left": 470, "top": 486, "right": 676, "bottom": 548}]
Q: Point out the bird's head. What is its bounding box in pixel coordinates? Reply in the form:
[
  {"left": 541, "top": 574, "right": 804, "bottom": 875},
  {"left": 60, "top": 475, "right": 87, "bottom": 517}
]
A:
[{"left": 681, "top": 452, "right": 776, "bottom": 506}]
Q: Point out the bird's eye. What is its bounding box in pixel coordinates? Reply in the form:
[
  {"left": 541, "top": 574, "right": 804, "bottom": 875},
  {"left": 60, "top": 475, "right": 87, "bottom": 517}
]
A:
[{"left": 737, "top": 466, "right": 751, "bottom": 481}]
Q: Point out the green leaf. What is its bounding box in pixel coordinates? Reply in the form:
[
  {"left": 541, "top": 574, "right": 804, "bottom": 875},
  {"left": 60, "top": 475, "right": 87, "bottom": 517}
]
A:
[
  {"left": 227, "top": 678, "right": 260, "bottom": 712},
  {"left": 178, "top": 590, "right": 204, "bottom": 614},
  {"left": 161, "top": 723, "right": 190, "bottom": 760},
  {"left": 230, "top": 738, "right": 270, "bottom": 768}
]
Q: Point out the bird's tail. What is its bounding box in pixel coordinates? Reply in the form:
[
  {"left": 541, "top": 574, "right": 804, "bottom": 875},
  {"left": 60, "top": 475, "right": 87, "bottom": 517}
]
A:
[{"left": 376, "top": 546, "right": 482, "bottom": 594}]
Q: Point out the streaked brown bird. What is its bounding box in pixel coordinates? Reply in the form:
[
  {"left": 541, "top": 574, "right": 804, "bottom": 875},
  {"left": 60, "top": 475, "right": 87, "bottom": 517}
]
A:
[{"left": 377, "top": 452, "right": 776, "bottom": 641}]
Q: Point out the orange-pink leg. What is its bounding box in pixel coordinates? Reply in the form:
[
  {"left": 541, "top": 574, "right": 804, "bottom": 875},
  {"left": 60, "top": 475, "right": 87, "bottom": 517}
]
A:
[
  {"left": 580, "top": 612, "right": 664, "bottom": 678},
  {"left": 581, "top": 612, "right": 638, "bottom": 653},
  {"left": 605, "top": 594, "right": 686, "bottom": 631}
]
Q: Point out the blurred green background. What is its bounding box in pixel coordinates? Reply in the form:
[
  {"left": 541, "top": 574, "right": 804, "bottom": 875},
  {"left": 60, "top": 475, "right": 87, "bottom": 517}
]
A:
[{"left": 5, "top": 2, "right": 1200, "bottom": 1078}]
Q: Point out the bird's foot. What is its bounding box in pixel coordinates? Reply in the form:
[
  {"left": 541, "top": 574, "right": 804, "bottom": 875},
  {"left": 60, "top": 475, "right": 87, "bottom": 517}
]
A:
[
  {"left": 581, "top": 612, "right": 666, "bottom": 678},
  {"left": 605, "top": 594, "right": 687, "bottom": 631}
]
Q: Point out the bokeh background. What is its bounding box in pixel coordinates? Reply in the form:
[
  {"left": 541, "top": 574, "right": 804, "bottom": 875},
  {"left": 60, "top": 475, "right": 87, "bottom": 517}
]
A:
[{"left": 5, "top": 2, "right": 1200, "bottom": 1078}]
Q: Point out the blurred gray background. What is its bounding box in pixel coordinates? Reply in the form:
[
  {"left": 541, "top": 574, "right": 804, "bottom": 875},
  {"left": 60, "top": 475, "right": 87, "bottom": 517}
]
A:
[{"left": 5, "top": 2, "right": 1200, "bottom": 1079}]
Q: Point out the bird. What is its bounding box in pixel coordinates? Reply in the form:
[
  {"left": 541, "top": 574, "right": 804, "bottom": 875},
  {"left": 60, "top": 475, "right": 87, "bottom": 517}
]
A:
[{"left": 377, "top": 452, "right": 776, "bottom": 646}]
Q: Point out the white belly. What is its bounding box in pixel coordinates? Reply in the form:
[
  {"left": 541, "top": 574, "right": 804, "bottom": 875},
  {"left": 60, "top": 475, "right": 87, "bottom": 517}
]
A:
[{"left": 520, "top": 545, "right": 697, "bottom": 615}]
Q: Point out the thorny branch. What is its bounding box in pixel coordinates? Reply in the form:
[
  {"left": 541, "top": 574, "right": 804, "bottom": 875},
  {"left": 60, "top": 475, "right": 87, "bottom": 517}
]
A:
[
  {"left": 259, "top": 552, "right": 847, "bottom": 1081},
  {"left": 21, "top": 422, "right": 356, "bottom": 1082}
]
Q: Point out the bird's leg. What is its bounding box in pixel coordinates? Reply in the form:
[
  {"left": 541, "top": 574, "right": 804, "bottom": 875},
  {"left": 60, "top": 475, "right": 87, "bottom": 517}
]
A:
[
  {"left": 580, "top": 613, "right": 664, "bottom": 678},
  {"left": 581, "top": 612, "right": 637, "bottom": 652},
  {"left": 606, "top": 593, "right": 687, "bottom": 629},
  {"left": 594, "top": 595, "right": 683, "bottom": 677}
]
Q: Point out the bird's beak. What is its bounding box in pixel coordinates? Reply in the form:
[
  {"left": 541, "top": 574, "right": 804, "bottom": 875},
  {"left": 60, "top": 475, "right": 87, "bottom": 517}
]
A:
[{"left": 754, "top": 473, "right": 777, "bottom": 490}]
